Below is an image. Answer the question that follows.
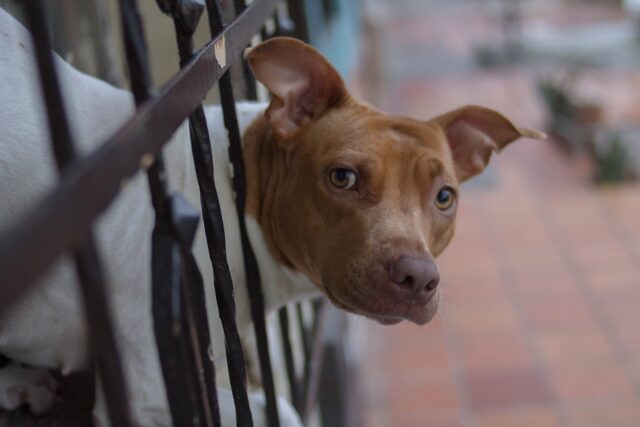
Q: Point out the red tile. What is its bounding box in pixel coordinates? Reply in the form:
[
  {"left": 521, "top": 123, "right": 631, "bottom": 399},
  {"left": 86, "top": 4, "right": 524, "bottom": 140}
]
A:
[
  {"left": 588, "top": 271, "right": 640, "bottom": 293},
  {"left": 565, "top": 399, "right": 640, "bottom": 427},
  {"left": 534, "top": 328, "right": 614, "bottom": 367},
  {"left": 474, "top": 405, "right": 560, "bottom": 427},
  {"left": 616, "top": 326, "right": 640, "bottom": 355},
  {"left": 386, "top": 340, "right": 452, "bottom": 374},
  {"left": 602, "top": 289, "right": 640, "bottom": 332},
  {"left": 358, "top": 4, "right": 640, "bottom": 427},
  {"left": 509, "top": 267, "right": 580, "bottom": 299},
  {"left": 464, "top": 367, "right": 551, "bottom": 410},
  {"left": 457, "top": 333, "right": 534, "bottom": 372},
  {"left": 444, "top": 299, "right": 521, "bottom": 339},
  {"left": 547, "top": 361, "right": 636, "bottom": 403},
  {"left": 581, "top": 255, "right": 640, "bottom": 286},
  {"left": 387, "top": 374, "right": 460, "bottom": 413},
  {"left": 519, "top": 293, "right": 594, "bottom": 331},
  {"left": 387, "top": 409, "right": 463, "bottom": 427},
  {"left": 440, "top": 275, "right": 507, "bottom": 304}
]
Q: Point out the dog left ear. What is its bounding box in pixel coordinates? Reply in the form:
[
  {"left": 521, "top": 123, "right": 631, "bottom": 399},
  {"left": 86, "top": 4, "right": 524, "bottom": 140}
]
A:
[
  {"left": 245, "top": 37, "right": 347, "bottom": 142},
  {"left": 434, "top": 105, "right": 546, "bottom": 182}
]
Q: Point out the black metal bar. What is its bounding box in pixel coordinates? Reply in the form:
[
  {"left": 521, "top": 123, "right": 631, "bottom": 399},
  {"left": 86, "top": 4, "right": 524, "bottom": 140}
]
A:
[
  {"left": 241, "top": 53, "right": 258, "bottom": 100},
  {"left": 163, "top": 0, "right": 227, "bottom": 424},
  {"left": 284, "top": 1, "right": 313, "bottom": 410},
  {"left": 0, "top": 354, "right": 10, "bottom": 370},
  {"left": 272, "top": 4, "right": 295, "bottom": 38},
  {"left": 0, "top": 0, "right": 278, "bottom": 309},
  {"left": 182, "top": 247, "right": 222, "bottom": 427},
  {"left": 117, "top": 0, "right": 211, "bottom": 425},
  {"left": 286, "top": 0, "right": 309, "bottom": 42},
  {"left": 278, "top": 307, "right": 301, "bottom": 412},
  {"left": 205, "top": 1, "right": 281, "bottom": 426},
  {"left": 150, "top": 194, "right": 219, "bottom": 427},
  {"left": 288, "top": 302, "right": 313, "bottom": 421},
  {"left": 318, "top": 344, "right": 347, "bottom": 427},
  {"left": 159, "top": 0, "right": 255, "bottom": 425},
  {"left": 151, "top": 220, "right": 200, "bottom": 426},
  {"left": 232, "top": 0, "right": 258, "bottom": 100},
  {"left": 22, "top": 1, "right": 134, "bottom": 426},
  {"left": 296, "top": 303, "right": 312, "bottom": 366},
  {"left": 302, "top": 300, "right": 329, "bottom": 423},
  {"left": 175, "top": 211, "right": 222, "bottom": 427},
  {"left": 159, "top": 1, "right": 226, "bottom": 425}
]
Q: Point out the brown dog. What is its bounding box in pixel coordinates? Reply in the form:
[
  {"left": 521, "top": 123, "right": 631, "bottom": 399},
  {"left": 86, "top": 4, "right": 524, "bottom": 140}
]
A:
[
  {"left": 244, "top": 37, "right": 544, "bottom": 325},
  {"left": 0, "top": 14, "right": 543, "bottom": 422}
]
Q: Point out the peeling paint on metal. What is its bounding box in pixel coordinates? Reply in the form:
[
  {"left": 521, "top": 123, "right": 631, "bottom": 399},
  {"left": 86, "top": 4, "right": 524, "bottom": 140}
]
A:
[{"left": 214, "top": 36, "right": 226, "bottom": 69}]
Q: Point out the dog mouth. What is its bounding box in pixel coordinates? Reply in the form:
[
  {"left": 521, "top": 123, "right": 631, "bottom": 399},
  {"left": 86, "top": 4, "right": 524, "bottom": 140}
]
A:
[{"left": 323, "top": 282, "right": 440, "bottom": 325}]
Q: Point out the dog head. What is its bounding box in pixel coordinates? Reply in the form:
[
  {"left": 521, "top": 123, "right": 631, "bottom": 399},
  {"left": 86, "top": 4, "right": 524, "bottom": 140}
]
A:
[{"left": 245, "top": 38, "right": 544, "bottom": 325}]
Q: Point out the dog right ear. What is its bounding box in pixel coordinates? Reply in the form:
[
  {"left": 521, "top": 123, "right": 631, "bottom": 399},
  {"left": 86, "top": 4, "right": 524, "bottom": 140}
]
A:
[
  {"left": 245, "top": 37, "right": 347, "bottom": 142},
  {"left": 433, "top": 105, "right": 546, "bottom": 182}
]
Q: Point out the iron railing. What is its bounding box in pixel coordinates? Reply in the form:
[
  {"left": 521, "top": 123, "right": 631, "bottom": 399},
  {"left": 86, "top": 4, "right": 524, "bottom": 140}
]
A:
[{"left": 0, "top": 0, "right": 357, "bottom": 426}]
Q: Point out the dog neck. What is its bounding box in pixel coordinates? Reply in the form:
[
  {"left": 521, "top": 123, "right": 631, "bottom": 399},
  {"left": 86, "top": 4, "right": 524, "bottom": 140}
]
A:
[{"left": 241, "top": 113, "right": 320, "bottom": 311}]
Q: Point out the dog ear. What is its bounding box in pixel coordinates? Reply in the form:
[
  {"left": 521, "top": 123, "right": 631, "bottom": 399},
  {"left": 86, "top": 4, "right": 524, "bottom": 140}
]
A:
[
  {"left": 245, "top": 37, "right": 347, "bottom": 141},
  {"left": 433, "top": 105, "right": 546, "bottom": 182}
]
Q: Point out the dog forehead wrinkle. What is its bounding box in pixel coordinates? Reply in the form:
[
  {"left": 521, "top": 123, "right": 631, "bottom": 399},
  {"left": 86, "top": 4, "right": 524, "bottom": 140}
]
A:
[
  {"left": 388, "top": 117, "right": 441, "bottom": 146},
  {"left": 427, "top": 158, "right": 444, "bottom": 178},
  {"left": 315, "top": 106, "right": 409, "bottom": 149}
]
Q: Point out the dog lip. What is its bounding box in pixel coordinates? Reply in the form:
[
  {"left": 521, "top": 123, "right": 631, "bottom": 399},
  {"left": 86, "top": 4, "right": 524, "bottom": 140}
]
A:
[
  {"left": 323, "top": 283, "right": 406, "bottom": 321},
  {"left": 403, "top": 292, "right": 440, "bottom": 325},
  {"left": 368, "top": 314, "right": 403, "bottom": 325},
  {"left": 410, "top": 289, "right": 436, "bottom": 306},
  {"left": 322, "top": 280, "right": 438, "bottom": 325}
]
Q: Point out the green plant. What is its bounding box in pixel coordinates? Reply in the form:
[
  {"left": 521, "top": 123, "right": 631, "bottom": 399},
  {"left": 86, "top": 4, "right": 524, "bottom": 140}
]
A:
[
  {"left": 594, "top": 133, "right": 631, "bottom": 183},
  {"left": 537, "top": 80, "right": 578, "bottom": 120}
]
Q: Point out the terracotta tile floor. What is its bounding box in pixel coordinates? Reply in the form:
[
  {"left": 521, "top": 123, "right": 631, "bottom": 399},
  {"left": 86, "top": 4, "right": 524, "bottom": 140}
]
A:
[{"left": 359, "top": 1, "right": 640, "bottom": 426}]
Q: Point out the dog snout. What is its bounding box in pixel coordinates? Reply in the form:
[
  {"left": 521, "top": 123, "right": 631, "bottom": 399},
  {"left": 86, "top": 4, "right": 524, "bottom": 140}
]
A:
[{"left": 388, "top": 256, "right": 440, "bottom": 300}]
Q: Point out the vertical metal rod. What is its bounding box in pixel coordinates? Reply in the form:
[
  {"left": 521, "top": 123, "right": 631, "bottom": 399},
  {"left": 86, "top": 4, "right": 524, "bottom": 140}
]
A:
[
  {"left": 23, "top": 1, "right": 133, "bottom": 426},
  {"left": 234, "top": 0, "right": 258, "bottom": 100},
  {"left": 181, "top": 247, "right": 221, "bottom": 427},
  {"left": 318, "top": 344, "right": 348, "bottom": 427},
  {"left": 160, "top": 0, "right": 253, "bottom": 425},
  {"left": 302, "top": 301, "right": 330, "bottom": 422},
  {"left": 205, "top": 1, "right": 280, "bottom": 426},
  {"left": 242, "top": 55, "right": 258, "bottom": 100},
  {"left": 117, "top": 0, "right": 212, "bottom": 425},
  {"left": 294, "top": 300, "right": 311, "bottom": 416},
  {"left": 296, "top": 303, "right": 312, "bottom": 364},
  {"left": 170, "top": 6, "right": 255, "bottom": 424},
  {"left": 278, "top": 307, "right": 301, "bottom": 411},
  {"left": 152, "top": 227, "right": 201, "bottom": 426},
  {"left": 286, "top": 0, "right": 309, "bottom": 42},
  {"left": 186, "top": 104, "right": 254, "bottom": 427},
  {"left": 117, "top": 0, "right": 171, "bottom": 217}
]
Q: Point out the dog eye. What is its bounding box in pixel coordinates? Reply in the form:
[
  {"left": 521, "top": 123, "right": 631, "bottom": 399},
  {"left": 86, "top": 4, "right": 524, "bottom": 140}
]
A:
[
  {"left": 435, "top": 186, "right": 455, "bottom": 210},
  {"left": 329, "top": 168, "right": 357, "bottom": 190}
]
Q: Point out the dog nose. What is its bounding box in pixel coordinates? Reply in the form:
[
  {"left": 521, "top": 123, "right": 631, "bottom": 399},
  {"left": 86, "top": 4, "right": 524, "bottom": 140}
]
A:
[{"left": 389, "top": 256, "right": 440, "bottom": 297}]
